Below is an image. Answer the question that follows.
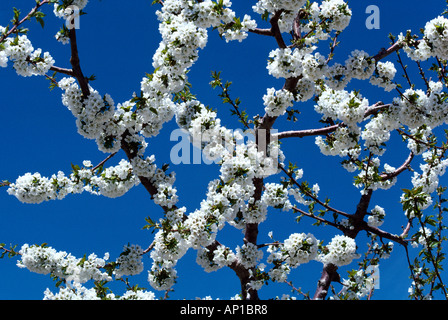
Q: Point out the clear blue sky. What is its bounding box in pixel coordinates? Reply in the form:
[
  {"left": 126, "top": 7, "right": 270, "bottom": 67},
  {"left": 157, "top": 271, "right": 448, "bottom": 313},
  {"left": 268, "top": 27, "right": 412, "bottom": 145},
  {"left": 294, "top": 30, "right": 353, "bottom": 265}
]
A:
[{"left": 0, "top": 0, "right": 447, "bottom": 300}]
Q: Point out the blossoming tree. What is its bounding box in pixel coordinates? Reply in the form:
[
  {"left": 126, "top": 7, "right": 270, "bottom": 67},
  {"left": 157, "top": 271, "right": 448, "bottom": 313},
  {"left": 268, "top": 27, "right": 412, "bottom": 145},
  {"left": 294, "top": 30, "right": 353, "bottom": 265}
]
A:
[{"left": 1, "top": 0, "right": 448, "bottom": 300}]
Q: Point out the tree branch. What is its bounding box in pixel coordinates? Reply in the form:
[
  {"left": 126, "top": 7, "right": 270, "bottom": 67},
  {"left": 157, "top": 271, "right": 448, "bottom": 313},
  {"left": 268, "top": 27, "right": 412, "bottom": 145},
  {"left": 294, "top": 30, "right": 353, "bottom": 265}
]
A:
[
  {"left": 380, "top": 151, "right": 414, "bottom": 181},
  {"left": 68, "top": 28, "right": 90, "bottom": 97},
  {"left": 372, "top": 42, "right": 403, "bottom": 62},
  {"left": 248, "top": 28, "right": 274, "bottom": 36},
  {"left": 50, "top": 65, "right": 74, "bottom": 76},
  {"left": 292, "top": 206, "right": 344, "bottom": 230},
  {"left": 280, "top": 165, "right": 351, "bottom": 218},
  {"left": 363, "top": 223, "right": 408, "bottom": 246},
  {"left": 273, "top": 103, "right": 391, "bottom": 140},
  {"left": 269, "top": 10, "right": 286, "bottom": 49},
  {"left": 275, "top": 124, "right": 341, "bottom": 139},
  {"left": 313, "top": 263, "right": 340, "bottom": 300},
  {"left": 91, "top": 152, "right": 117, "bottom": 172},
  {"left": 0, "top": 0, "right": 50, "bottom": 43}
]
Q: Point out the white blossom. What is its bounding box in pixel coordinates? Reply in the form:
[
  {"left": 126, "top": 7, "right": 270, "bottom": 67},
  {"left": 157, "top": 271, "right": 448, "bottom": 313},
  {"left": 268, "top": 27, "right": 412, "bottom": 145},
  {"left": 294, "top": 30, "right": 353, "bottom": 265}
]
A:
[
  {"left": 236, "top": 243, "right": 263, "bottom": 269},
  {"left": 114, "top": 244, "right": 144, "bottom": 279},
  {"left": 367, "top": 205, "right": 386, "bottom": 228},
  {"left": 370, "top": 61, "right": 397, "bottom": 92},
  {"left": 319, "top": 235, "right": 360, "bottom": 267}
]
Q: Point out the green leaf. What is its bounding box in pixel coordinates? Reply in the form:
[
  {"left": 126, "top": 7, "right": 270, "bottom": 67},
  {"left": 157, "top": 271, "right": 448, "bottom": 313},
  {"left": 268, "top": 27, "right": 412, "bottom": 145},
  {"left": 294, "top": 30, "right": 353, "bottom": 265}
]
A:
[
  {"left": 149, "top": 107, "right": 158, "bottom": 115},
  {"left": 12, "top": 7, "right": 20, "bottom": 25}
]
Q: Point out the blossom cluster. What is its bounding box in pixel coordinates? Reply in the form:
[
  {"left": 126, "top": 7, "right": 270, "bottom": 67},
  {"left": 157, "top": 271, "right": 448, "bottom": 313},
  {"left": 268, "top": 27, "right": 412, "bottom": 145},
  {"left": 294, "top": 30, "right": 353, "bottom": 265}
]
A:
[
  {"left": 367, "top": 205, "right": 386, "bottom": 228},
  {"left": 361, "top": 109, "right": 400, "bottom": 156},
  {"left": 253, "top": 0, "right": 307, "bottom": 34},
  {"left": 411, "top": 226, "right": 433, "bottom": 248},
  {"left": 264, "top": 232, "right": 361, "bottom": 287},
  {"left": 337, "top": 269, "right": 375, "bottom": 300},
  {"left": 55, "top": 0, "right": 254, "bottom": 158},
  {"left": 0, "top": 29, "right": 55, "bottom": 76},
  {"left": 313, "top": 86, "right": 368, "bottom": 158},
  {"left": 318, "top": 235, "right": 360, "bottom": 267},
  {"left": 17, "top": 244, "right": 111, "bottom": 284},
  {"left": 315, "top": 87, "right": 369, "bottom": 130},
  {"left": 411, "top": 149, "right": 448, "bottom": 195},
  {"left": 400, "top": 16, "right": 448, "bottom": 61},
  {"left": 268, "top": 233, "right": 319, "bottom": 268},
  {"left": 18, "top": 242, "right": 156, "bottom": 300},
  {"left": 196, "top": 245, "right": 236, "bottom": 272},
  {"left": 393, "top": 82, "right": 448, "bottom": 130},
  {"left": 5, "top": 0, "right": 448, "bottom": 301},
  {"left": 263, "top": 88, "right": 295, "bottom": 117},
  {"left": 236, "top": 243, "right": 264, "bottom": 269},
  {"left": 114, "top": 244, "right": 144, "bottom": 279},
  {"left": 263, "top": 40, "right": 400, "bottom": 153},
  {"left": 254, "top": 0, "right": 351, "bottom": 35},
  {"left": 44, "top": 284, "right": 155, "bottom": 300},
  {"left": 261, "top": 183, "right": 293, "bottom": 211},
  {"left": 7, "top": 159, "right": 139, "bottom": 203},
  {"left": 148, "top": 97, "right": 289, "bottom": 290},
  {"left": 146, "top": 137, "right": 285, "bottom": 290},
  {"left": 369, "top": 61, "right": 397, "bottom": 92}
]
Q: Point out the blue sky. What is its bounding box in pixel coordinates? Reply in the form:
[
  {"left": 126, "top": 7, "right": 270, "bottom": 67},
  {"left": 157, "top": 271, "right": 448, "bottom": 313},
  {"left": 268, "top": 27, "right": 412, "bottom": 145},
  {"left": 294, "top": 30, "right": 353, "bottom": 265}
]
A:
[{"left": 0, "top": 0, "right": 447, "bottom": 300}]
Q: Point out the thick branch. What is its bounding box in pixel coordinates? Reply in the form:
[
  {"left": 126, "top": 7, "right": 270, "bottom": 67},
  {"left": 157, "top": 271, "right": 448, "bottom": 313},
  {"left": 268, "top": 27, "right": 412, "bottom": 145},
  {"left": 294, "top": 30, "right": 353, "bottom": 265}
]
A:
[
  {"left": 313, "top": 263, "right": 340, "bottom": 300},
  {"left": 270, "top": 10, "right": 286, "bottom": 49},
  {"left": 343, "top": 189, "right": 373, "bottom": 239},
  {"left": 50, "top": 65, "right": 74, "bottom": 76},
  {"left": 248, "top": 28, "right": 274, "bottom": 36},
  {"left": 275, "top": 124, "right": 340, "bottom": 139},
  {"left": 120, "top": 131, "right": 161, "bottom": 204},
  {"left": 372, "top": 42, "right": 403, "bottom": 62},
  {"left": 274, "top": 103, "right": 391, "bottom": 140},
  {"left": 68, "top": 28, "right": 90, "bottom": 97},
  {"left": 363, "top": 223, "right": 408, "bottom": 246},
  {"left": 380, "top": 151, "right": 414, "bottom": 181}
]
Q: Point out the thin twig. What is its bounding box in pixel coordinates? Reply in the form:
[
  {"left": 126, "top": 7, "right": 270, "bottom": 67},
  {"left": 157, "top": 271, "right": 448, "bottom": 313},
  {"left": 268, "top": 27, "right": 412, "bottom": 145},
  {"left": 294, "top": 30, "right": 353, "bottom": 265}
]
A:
[
  {"left": 280, "top": 165, "right": 351, "bottom": 218},
  {"left": 379, "top": 151, "right": 414, "bottom": 181},
  {"left": 91, "top": 152, "right": 118, "bottom": 172},
  {"left": 292, "top": 206, "right": 344, "bottom": 230},
  {"left": 50, "top": 65, "right": 74, "bottom": 76},
  {"left": 395, "top": 46, "right": 413, "bottom": 87},
  {"left": 274, "top": 103, "right": 391, "bottom": 140},
  {"left": 0, "top": 0, "right": 50, "bottom": 43}
]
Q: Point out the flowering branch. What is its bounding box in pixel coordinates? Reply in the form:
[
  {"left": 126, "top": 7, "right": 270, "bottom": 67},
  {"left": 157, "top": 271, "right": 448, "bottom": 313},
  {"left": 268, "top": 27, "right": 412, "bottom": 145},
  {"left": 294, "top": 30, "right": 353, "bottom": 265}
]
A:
[
  {"left": 379, "top": 151, "right": 414, "bottom": 181},
  {"left": 248, "top": 27, "right": 274, "bottom": 37},
  {"left": 292, "top": 205, "right": 343, "bottom": 230},
  {"left": 280, "top": 165, "right": 351, "bottom": 218},
  {"left": 68, "top": 28, "right": 89, "bottom": 97},
  {"left": 274, "top": 103, "right": 391, "bottom": 140},
  {"left": 91, "top": 152, "right": 118, "bottom": 172},
  {"left": 3, "top": 0, "right": 448, "bottom": 301},
  {"left": 363, "top": 224, "right": 408, "bottom": 246},
  {"left": 0, "top": 0, "right": 50, "bottom": 43},
  {"left": 49, "top": 65, "right": 74, "bottom": 76},
  {"left": 372, "top": 41, "right": 404, "bottom": 62}
]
